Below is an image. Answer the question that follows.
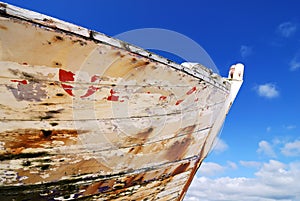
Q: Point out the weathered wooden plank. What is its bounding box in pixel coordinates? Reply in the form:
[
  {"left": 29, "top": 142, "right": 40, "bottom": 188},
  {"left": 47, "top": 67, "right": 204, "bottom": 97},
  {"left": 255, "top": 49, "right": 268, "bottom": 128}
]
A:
[{"left": 0, "top": 2, "right": 244, "bottom": 201}]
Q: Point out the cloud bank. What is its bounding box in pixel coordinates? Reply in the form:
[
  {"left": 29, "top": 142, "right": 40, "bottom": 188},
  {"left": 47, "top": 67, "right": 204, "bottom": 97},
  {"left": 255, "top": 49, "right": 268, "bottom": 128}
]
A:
[
  {"left": 184, "top": 138, "right": 300, "bottom": 201},
  {"left": 185, "top": 159, "right": 300, "bottom": 201}
]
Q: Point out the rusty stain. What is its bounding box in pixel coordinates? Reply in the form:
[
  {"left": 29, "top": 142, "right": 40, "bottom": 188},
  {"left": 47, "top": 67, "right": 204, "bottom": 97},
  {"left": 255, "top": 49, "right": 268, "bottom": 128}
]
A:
[
  {"left": 56, "top": 158, "right": 112, "bottom": 176},
  {"left": 103, "top": 55, "right": 149, "bottom": 78},
  {"left": 124, "top": 173, "right": 145, "bottom": 187},
  {"left": 16, "top": 158, "right": 112, "bottom": 185},
  {"left": 165, "top": 125, "right": 196, "bottom": 161},
  {"left": 166, "top": 138, "right": 193, "bottom": 161},
  {"left": 0, "top": 129, "right": 82, "bottom": 153},
  {"left": 83, "top": 181, "right": 105, "bottom": 195},
  {"left": 78, "top": 163, "right": 190, "bottom": 199},
  {"left": 127, "top": 127, "right": 153, "bottom": 154},
  {"left": 172, "top": 162, "right": 190, "bottom": 176},
  {"left": 131, "top": 57, "right": 137, "bottom": 63},
  {"left": 53, "top": 35, "right": 64, "bottom": 42},
  {"left": 115, "top": 51, "right": 125, "bottom": 58},
  {"left": 0, "top": 24, "right": 7, "bottom": 30}
]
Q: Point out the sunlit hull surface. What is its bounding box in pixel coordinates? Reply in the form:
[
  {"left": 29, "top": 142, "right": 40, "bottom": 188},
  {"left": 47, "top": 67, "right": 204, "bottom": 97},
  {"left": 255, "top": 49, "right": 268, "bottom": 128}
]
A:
[{"left": 0, "top": 3, "right": 243, "bottom": 201}]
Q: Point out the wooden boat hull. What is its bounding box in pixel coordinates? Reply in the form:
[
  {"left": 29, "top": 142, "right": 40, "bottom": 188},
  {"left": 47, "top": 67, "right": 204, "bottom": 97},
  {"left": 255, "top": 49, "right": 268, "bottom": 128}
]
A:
[{"left": 0, "top": 3, "right": 243, "bottom": 201}]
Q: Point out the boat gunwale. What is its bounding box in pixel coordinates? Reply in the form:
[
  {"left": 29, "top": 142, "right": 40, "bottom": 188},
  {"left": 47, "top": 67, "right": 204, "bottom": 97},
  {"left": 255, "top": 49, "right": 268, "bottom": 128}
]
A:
[{"left": 0, "top": 2, "right": 230, "bottom": 93}]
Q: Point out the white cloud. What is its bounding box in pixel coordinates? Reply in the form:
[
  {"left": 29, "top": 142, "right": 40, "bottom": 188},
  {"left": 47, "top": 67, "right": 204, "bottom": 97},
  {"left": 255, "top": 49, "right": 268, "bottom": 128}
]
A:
[
  {"left": 198, "top": 162, "right": 226, "bottom": 177},
  {"left": 254, "top": 160, "right": 293, "bottom": 187},
  {"left": 211, "top": 138, "right": 228, "bottom": 154},
  {"left": 240, "top": 45, "right": 253, "bottom": 58},
  {"left": 281, "top": 139, "right": 300, "bottom": 157},
  {"left": 185, "top": 139, "right": 300, "bottom": 200},
  {"left": 289, "top": 53, "right": 300, "bottom": 71},
  {"left": 272, "top": 137, "right": 286, "bottom": 146},
  {"left": 257, "top": 140, "right": 277, "bottom": 158},
  {"left": 198, "top": 161, "right": 238, "bottom": 177},
  {"left": 185, "top": 160, "right": 300, "bottom": 201},
  {"left": 227, "top": 161, "right": 238, "bottom": 170},
  {"left": 255, "top": 83, "right": 279, "bottom": 98},
  {"left": 277, "top": 22, "right": 297, "bottom": 38}
]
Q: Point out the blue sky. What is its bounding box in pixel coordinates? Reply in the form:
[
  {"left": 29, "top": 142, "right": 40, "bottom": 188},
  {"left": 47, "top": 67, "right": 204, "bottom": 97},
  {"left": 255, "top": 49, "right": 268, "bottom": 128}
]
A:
[{"left": 3, "top": 0, "right": 300, "bottom": 200}]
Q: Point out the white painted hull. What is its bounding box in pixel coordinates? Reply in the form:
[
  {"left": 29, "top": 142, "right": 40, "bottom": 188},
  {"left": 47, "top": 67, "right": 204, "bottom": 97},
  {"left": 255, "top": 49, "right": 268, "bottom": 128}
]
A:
[{"left": 0, "top": 2, "right": 243, "bottom": 201}]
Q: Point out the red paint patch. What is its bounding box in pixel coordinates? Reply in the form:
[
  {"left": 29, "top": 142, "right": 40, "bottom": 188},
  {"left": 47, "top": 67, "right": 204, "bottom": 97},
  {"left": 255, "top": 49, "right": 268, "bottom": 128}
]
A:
[
  {"left": 59, "top": 69, "right": 75, "bottom": 82},
  {"left": 159, "top": 96, "right": 167, "bottom": 101},
  {"left": 107, "top": 89, "right": 119, "bottom": 101},
  {"left": 110, "top": 89, "right": 116, "bottom": 94},
  {"left": 11, "top": 80, "right": 28, "bottom": 85},
  {"left": 107, "top": 95, "right": 119, "bottom": 101},
  {"left": 91, "top": 75, "right": 100, "bottom": 82},
  {"left": 186, "top": 87, "right": 197, "bottom": 95},
  {"left": 175, "top": 100, "right": 183, "bottom": 105},
  {"left": 58, "top": 70, "right": 102, "bottom": 98},
  {"left": 80, "top": 86, "right": 99, "bottom": 98},
  {"left": 61, "top": 84, "right": 74, "bottom": 96},
  {"left": 194, "top": 98, "right": 199, "bottom": 102}
]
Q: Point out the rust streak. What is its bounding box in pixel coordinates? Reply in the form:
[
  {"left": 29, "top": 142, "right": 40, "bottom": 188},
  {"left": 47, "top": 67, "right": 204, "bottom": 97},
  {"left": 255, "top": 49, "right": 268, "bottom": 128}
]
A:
[
  {"left": 0, "top": 129, "right": 83, "bottom": 152},
  {"left": 127, "top": 127, "right": 153, "bottom": 154},
  {"left": 103, "top": 55, "right": 148, "bottom": 78},
  {"left": 165, "top": 125, "right": 196, "bottom": 161},
  {"left": 17, "top": 158, "right": 112, "bottom": 185},
  {"left": 171, "top": 162, "right": 190, "bottom": 176},
  {"left": 0, "top": 24, "right": 8, "bottom": 30}
]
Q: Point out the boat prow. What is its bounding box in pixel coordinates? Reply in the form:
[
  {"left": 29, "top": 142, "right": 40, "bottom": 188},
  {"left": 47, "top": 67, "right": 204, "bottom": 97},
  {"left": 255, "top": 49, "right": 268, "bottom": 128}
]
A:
[{"left": 0, "top": 2, "right": 243, "bottom": 201}]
